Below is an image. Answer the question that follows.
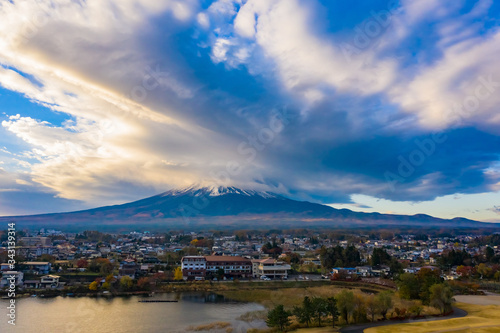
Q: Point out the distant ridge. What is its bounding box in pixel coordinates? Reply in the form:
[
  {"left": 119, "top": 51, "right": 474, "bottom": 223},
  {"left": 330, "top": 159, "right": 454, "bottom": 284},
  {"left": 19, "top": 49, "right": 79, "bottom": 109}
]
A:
[{"left": 1, "top": 185, "right": 498, "bottom": 231}]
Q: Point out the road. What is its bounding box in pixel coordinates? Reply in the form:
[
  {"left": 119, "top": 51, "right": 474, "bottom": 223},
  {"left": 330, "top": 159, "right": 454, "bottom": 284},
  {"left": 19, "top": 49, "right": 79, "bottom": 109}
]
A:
[{"left": 339, "top": 307, "right": 468, "bottom": 333}]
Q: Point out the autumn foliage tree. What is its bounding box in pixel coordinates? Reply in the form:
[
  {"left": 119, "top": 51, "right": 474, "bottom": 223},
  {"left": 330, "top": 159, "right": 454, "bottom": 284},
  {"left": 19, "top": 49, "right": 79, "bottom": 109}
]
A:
[
  {"left": 376, "top": 291, "right": 393, "bottom": 320},
  {"left": 137, "top": 277, "right": 151, "bottom": 290},
  {"left": 120, "top": 276, "right": 133, "bottom": 291},
  {"left": 365, "top": 295, "right": 379, "bottom": 322},
  {"left": 456, "top": 265, "right": 475, "bottom": 278},
  {"left": 336, "top": 290, "right": 355, "bottom": 324},
  {"left": 174, "top": 267, "right": 183, "bottom": 281},
  {"left": 89, "top": 281, "right": 99, "bottom": 291},
  {"left": 262, "top": 240, "right": 283, "bottom": 258},
  {"left": 77, "top": 258, "right": 89, "bottom": 269}
]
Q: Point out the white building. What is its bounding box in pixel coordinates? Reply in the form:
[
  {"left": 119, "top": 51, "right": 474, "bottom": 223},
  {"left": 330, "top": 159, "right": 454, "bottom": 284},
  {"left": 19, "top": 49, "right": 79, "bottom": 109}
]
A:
[
  {"left": 40, "top": 275, "right": 60, "bottom": 288},
  {"left": 356, "top": 266, "right": 372, "bottom": 277},
  {"left": 251, "top": 259, "right": 291, "bottom": 279},
  {"left": 181, "top": 256, "right": 207, "bottom": 280}
]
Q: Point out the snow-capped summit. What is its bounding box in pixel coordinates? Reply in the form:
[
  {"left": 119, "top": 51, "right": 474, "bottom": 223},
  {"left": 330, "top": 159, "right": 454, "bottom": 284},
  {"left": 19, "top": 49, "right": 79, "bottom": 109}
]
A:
[{"left": 160, "top": 184, "right": 282, "bottom": 199}]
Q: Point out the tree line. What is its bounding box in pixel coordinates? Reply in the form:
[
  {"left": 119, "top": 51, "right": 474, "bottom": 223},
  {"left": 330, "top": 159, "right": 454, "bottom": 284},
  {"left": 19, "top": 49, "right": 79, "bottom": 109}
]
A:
[{"left": 266, "top": 290, "right": 395, "bottom": 332}]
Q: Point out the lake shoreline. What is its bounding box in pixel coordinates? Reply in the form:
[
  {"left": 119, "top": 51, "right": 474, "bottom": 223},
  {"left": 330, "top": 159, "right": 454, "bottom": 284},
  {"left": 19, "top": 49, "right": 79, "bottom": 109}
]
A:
[
  {"left": 0, "top": 291, "right": 266, "bottom": 333},
  {"left": 1, "top": 278, "right": 395, "bottom": 300}
]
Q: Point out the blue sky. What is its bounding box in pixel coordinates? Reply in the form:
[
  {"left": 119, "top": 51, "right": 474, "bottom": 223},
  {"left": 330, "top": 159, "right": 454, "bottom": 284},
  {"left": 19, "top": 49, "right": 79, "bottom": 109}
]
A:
[{"left": 1, "top": 0, "right": 500, "bottom": 222}]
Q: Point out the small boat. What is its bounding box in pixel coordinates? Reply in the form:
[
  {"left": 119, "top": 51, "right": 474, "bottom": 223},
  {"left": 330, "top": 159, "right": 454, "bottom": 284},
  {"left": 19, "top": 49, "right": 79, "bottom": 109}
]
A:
[{"left": 138, "top": 300, "right": 178, "bottom": 303}]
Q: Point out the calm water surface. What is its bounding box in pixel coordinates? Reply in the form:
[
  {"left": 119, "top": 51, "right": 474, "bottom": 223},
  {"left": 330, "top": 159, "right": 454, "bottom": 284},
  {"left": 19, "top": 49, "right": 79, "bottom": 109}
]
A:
[{"left": 0, "top": 293, "right": 266, "bottom": 333}]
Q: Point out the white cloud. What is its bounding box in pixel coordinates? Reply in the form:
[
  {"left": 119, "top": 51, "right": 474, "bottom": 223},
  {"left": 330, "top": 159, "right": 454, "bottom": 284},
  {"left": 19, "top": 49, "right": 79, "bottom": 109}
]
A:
[
  {"left": 0, "top": 0, "right": 247, "bottom": 205},
  {"left": 202, "top": 0, "right": 500, "bottom": 135},
  {"left": 211, "top": 38, "right": 234, "bottom": 63},
  {"left": 197, "top": 13, "right": 210, "bottom": 29},
  {"left": 203, "top": 0, "right": 398, "bottom": 107},
  {"left": 385, "top": 0, "right": 500, "bottom": 131}
]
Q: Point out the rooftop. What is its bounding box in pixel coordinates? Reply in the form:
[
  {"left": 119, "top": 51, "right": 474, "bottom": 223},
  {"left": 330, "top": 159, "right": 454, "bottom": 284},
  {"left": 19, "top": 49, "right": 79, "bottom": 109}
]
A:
[{"left": 204, "top": 256, "right": 251, "bottom": 262}]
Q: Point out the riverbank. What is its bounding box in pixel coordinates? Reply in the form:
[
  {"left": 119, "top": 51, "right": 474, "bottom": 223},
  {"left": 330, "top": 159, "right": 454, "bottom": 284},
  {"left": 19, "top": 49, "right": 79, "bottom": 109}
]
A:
[
  {"left": 218, "top": 283, "right": 393, "bottom": 309},
  {"left": 1, "top": 279, "right": 394, "bottom": 299}
]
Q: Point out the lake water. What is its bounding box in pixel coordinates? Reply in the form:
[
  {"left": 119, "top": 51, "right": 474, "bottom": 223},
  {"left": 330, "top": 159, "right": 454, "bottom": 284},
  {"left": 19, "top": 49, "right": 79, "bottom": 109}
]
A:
[{"left": 0, "top": 293, "right": 266, "bottom": 333}]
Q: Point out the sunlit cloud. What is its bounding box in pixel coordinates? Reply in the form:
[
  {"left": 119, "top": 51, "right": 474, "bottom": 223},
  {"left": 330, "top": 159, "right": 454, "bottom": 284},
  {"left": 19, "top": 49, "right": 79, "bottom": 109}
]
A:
[{"left": 0, "top": 0, "right": 499, "bottom": 221}]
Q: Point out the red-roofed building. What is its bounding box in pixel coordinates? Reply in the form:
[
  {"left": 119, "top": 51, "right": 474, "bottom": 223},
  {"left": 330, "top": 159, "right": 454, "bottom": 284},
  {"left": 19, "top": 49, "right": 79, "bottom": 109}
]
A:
[
  {"left": 181, "top": 255, "right": 252, "bottom": 280},
  {"left": 205, "top": 256, "right": 252, "bottom": 279}
]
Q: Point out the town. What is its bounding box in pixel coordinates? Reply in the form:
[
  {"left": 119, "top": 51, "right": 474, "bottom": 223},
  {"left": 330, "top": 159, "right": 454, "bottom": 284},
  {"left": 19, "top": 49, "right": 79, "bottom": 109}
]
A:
[{"left": 1, "top": 228, "right": 499, "bottom": 292}]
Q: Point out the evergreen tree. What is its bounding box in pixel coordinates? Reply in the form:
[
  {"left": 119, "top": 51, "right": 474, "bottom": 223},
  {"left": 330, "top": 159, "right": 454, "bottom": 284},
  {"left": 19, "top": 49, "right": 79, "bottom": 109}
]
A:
[
  {"left": 371, "top": 248, "right": 391, "bottom": 266},
  {"left": 267, "top": 305, "right": 291, "bottom": 332},
  {"left": 326, "top": 297, "right": 340, "bottom": 328},
  {"left": 293, "top": 296, "right": 314, "bottom": 327},
  {"left": 398, "top": 273, "right": 420, "bottom": 299},
  {"left": 311, "top": 297, "right": 328, "bottom": 327}
]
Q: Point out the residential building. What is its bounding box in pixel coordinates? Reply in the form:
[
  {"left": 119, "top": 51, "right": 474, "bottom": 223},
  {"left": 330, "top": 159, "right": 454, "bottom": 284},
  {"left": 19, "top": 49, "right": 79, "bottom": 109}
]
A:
[
  {"left": 119, "top": 259, "right": 140, "bottom": 278},
  {"left": 23, "top": 280, "right": 40, "bottom": 289},
  {"left": 40, "top": 275, "right": 61, "bottom": 288},
  {"left": 371, "top": 265, "right": 391, "bottom": 277},
  {"left": 332, "top": 267, "right": 357, "bottom": 275},
  {"left": 20, "top": 262, "right": 51, "bottom": 275},
  {"left": 180, "top": 256, "right": 252, "bottom": 279},
  {"left": 251, "top": 259, "right": 291, "bottom": 279},
  {"left": 1, "top": 263, "right": 12, "bottom": 271},
  {"left": 355, "top": 266, "right": 372, "bottom": 277},
  {"left": 205, "top": 256, "right": 252, "bottom": 279},
  {"left": 181, "top": 256, "right": 206, "bottom": 280},
  {"left": 19, "top": 237, "right": 51, "bottom": 246},
  {"left": 0, "top": 271, "right": 24, "bottom": 288}
]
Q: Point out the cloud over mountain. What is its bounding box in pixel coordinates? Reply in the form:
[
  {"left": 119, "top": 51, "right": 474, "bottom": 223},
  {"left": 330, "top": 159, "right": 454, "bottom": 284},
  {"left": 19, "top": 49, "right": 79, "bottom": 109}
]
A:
[{"left": 1, "top": 0, "right": 500, "bottom": 221}]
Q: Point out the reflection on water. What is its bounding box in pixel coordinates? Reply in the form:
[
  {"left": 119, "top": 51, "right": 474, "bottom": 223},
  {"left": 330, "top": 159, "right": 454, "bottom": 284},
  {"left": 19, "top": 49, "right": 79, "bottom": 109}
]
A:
[
  {"left": 0, "top": 292, "right": 266, "bottom": 333},
  {"left": 181, "top": 292, "right": 227, "bottom": 303}
]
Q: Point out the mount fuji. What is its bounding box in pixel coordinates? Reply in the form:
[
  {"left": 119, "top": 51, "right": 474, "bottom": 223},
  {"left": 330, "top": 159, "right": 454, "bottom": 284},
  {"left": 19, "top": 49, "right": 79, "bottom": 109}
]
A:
[{"left": 1, "top": 185, "right": 498, "bottom": 231}]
